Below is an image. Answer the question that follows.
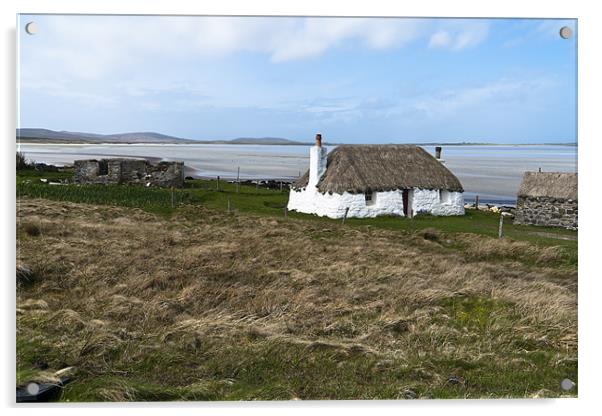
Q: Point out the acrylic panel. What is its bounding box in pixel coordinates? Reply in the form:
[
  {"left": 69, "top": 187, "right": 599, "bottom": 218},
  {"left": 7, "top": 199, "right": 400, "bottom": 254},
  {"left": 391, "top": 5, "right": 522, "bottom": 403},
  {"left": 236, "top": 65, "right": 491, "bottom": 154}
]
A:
[{"left": 16, "top": 15, "right": 577, "bottom": 402}]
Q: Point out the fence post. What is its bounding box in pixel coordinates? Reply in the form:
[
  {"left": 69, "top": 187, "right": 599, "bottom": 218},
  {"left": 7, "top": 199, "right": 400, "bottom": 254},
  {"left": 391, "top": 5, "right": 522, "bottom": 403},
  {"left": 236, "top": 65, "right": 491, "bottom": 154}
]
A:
[
  {"left": 284, "top": 206, "right": 288, "bottom": 218},
  {"left": 498, "top": 213, "right": 504, "bottom": 238},
  {"left": 256, "top": 181, "right": 259, "bottom": 194},
  {"left": 216, "top": 176, "right": 220, "bottom": 191},
  {"left": 170, "top": 186, "right": 175, "bottom": 208},
  {"left": 227, "top": 196, "right": 231, "bottom": 213},
  {"left": 475, "top": 195, "right": 479, "bottom": 210},
  {"left": 236, "top": 167, "right": 240, "bottom": 194},
  {"left": 342, "top": 207, "right": 350, "bottom": 225},
  {"left": 280, "top": 181, "right": 283, "bottom": 192}
]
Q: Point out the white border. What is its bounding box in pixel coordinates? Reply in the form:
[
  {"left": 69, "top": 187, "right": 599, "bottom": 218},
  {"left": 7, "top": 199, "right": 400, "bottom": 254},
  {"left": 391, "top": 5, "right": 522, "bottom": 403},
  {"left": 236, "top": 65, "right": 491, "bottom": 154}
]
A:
[{"left": 2, "top": 1, "right": 600, "bottom": 415}]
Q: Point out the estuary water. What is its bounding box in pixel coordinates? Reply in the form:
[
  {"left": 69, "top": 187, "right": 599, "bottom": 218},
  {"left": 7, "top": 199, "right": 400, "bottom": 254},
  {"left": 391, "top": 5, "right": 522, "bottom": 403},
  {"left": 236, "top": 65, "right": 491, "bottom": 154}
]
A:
[{"left": 18, "top": 143, "right": 577, "bottom": 205}]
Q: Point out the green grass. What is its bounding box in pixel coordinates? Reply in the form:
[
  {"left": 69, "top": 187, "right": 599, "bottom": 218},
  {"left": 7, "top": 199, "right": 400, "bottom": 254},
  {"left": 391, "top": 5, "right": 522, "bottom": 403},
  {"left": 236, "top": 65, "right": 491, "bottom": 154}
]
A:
[
  {"left": 16, "top": 330, "right": 577, "bottom": 401},
  {"left": 17, "top": 171, "right": 286, "bottom": 217},
  {"left": 17, "top": 169, "right": 577, "bottom": 257},
  {"left": 439, "top": 296, "right": 517, "bottom": 332},
  {"left": 16, "top": 168, "right": 73, "bottom": 181}
]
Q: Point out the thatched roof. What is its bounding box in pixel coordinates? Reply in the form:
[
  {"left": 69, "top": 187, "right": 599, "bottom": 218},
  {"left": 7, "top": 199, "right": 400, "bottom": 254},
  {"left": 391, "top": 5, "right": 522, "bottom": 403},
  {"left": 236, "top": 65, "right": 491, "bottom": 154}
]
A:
[
  {"left": 292, "top": 145, "right": 463, "bottom": 194},
  {"left": 518, "top": 172, "right": 577, "bottom": 200}
]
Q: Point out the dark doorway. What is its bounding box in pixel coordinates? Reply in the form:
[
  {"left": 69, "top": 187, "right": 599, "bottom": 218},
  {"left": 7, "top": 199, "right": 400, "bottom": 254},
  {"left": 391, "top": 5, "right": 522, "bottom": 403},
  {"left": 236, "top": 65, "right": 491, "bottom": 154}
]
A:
[
  {"left": 402, "top": 189, "right": 409, "bottom": 216},
  {"left": 98, "top": 160, "right": 109, "bottom": 176}
]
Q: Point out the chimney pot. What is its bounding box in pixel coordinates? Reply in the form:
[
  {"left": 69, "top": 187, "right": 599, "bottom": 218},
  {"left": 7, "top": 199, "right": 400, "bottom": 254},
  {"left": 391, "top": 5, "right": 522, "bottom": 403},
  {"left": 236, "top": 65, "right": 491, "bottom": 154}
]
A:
[
  {"left": 435, "top": 146, "right": 442, "bottom": 159},
  {"left": 315, "top": 134, "right": 322, "bottom": 147}
]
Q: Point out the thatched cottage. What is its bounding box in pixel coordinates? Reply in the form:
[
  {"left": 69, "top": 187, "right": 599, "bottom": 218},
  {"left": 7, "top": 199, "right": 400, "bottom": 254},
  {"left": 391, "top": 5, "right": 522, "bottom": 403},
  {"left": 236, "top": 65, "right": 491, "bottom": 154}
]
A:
[
  {"left": 287, "top": 135, "right": 465, "bottom": 219},
  {"left": 514, "top": 171, "right": 577, "bottom": 229}
]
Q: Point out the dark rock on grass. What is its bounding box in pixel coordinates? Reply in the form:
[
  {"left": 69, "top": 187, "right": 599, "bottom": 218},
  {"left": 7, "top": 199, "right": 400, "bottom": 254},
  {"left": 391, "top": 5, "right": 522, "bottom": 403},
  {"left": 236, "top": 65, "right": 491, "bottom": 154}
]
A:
[
  {"left": 401, "top": 388, "right": 418, "bottom": 399},
  {"left": 16, "top": 373, "right": 73, "bottom": 403},
  {"left": 17, "top": 264, "right": 36, "bottom": 285},
  {"left": 16, "top": 382, "right": 62, "bottom": 403},
  {"left": 446, "top": 376, "right": 466, "bottom": 386},
  {"left": 418, "top": 228, "right": 441, "bottom": 242},
  {"left": 22, "top": 222, "right": 41, "bottom": 237}
]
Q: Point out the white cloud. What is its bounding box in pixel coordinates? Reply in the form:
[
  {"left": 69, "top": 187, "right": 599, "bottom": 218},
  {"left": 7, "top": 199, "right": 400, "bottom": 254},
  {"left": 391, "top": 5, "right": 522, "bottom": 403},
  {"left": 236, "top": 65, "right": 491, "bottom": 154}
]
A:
[
  {"left": 429, "top": 31, "right": 452, "bottom": 48},
  {"left": 428, "top": 21, "right": 488, "bottom": 51},
  {"left": 189, "top": 17, "right": 485, "bottom": 59},
  {"left": 18, "top": 15, "right": 493, "bottom": 120},
  {"left": 20, "top": 16, "right": 490, "bottom": 84},
  {"left": 182, "top": 17, "right": 426, "bottom": 62},
  {"left": 268, "top": 18, "right": 425, "bottom": 62},
  {"left": 412, "top": 78, "right": 556, "bottom": 117}
]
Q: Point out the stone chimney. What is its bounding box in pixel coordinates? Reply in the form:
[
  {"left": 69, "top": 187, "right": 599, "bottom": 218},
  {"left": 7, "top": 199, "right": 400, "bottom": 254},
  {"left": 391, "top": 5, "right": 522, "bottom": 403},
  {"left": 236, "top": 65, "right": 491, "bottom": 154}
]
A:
[
  {"left": 435, "top": 146, "right": 445, "bottom": 163},
  {"left": 309, "top": 133, "right": 327, "bottom": 188}
]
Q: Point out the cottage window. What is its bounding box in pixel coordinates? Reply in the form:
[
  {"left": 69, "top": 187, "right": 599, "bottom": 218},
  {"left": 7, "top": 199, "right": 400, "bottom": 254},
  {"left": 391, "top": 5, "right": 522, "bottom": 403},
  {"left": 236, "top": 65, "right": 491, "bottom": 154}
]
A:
[
  {"left": 439, "top": 190, "right": 451, "bottom": 204},
  {"left": 365, "top": 191, "right": 375, "bottom": 206}
]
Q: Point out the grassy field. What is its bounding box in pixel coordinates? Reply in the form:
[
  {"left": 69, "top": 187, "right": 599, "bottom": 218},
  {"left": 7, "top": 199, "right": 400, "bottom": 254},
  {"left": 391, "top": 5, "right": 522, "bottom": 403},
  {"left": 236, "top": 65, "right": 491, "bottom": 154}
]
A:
[
  {"left": 17, "top": 169, "right": 577, "bottom": 259},
  {"left": 16, "top": 169, "right": 577, "bottom": 400}
]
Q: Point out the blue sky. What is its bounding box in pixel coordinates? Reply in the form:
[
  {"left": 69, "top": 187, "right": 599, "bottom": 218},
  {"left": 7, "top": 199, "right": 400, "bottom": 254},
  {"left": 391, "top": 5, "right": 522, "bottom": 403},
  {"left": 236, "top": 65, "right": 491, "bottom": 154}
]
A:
[{"left": 17, "top": 15, "right": 576, "bottom": 143}]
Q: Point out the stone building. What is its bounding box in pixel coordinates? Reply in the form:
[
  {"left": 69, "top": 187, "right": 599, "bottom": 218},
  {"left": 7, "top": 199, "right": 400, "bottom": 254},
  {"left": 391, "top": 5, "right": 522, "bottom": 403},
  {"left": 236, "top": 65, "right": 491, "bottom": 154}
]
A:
[
  {"left": 74, "top": 158, "right": 184, "bottom": 188},
  {"left": 514, "top": 171, "right": 577, "bottom": 229},
  {"left": 287, "top": 134, "right": 464, "bottom": 219}
]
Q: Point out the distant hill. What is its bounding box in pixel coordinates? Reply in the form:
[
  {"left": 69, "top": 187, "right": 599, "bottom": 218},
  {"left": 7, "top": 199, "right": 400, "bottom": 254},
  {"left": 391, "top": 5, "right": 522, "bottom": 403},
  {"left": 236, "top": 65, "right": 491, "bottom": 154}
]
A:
[
  {"left": 16, "top": 129, "right": 310, "bottom": 145},
  {"left": 17, "top": 128, "right": 196, "bottom": 144},
  {"left": 16, "top": 129, "right": 576, "bottom": 147},
  {"left": 210, "top": 137, "right": 309, "bottom": 145}
]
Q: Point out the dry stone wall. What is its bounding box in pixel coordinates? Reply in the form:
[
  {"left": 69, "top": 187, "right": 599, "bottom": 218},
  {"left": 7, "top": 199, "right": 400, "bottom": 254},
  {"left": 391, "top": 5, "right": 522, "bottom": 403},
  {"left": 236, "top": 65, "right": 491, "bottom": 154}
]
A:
[
  {"left": 514, "top": 196, "right": 577, "bottom": 229},
  {"left": 74, "top": 159, "right": 184, "bottom": 188}
]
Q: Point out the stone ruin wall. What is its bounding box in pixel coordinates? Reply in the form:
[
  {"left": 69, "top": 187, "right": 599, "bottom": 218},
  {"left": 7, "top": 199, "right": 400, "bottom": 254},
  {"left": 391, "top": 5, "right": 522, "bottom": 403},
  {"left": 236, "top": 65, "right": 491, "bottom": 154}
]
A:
[
  {"left": 513, "top": 196, "right": 577, "bottom": 230},
  {"left": 74, "top": 159, "right": 184, "bottom": 188}
]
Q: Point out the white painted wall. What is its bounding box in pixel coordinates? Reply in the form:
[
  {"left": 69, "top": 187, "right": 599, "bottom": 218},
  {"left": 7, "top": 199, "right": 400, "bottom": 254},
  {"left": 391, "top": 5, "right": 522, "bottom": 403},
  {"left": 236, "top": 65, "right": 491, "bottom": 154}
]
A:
[
  {"left": 288, "top": 187, "right": 405, "bottom": 219},
  {"left": 412, "top": 188, "right": 465, "bottom": 216},
  {"left": 288, "top": 187, "right": 464, "bottom": 219}
]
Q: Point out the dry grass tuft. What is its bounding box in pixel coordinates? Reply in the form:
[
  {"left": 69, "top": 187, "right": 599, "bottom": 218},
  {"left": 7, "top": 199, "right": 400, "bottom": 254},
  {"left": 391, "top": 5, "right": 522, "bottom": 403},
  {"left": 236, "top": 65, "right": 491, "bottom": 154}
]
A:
[
  {"left": 456, "top": 234, "right": 571, "bottom": 268},
  {"left": 535, "top": 246, "right": 568, "bottom": 265},
  {"left": 16, "top": 198, "right": 577, "bottom": 400},
  {"left": 461, "top": 234, "right": 535, "bottom": 260}
]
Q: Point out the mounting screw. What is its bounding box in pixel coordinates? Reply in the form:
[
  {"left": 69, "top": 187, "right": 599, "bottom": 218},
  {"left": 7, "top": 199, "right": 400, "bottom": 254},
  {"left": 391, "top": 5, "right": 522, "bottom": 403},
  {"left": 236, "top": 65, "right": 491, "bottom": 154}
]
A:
[
  {"left": 26, "top": 382, "right": 40, "bottom": 395},
  {"left": 25, "top": 22, "right": 38, "bottom": 35},
  {"left": 559, "top": 26, "right": 573, "bottom": 39},
  {"left": 560, "top": 378, "right": 575, "bottom": 391}
]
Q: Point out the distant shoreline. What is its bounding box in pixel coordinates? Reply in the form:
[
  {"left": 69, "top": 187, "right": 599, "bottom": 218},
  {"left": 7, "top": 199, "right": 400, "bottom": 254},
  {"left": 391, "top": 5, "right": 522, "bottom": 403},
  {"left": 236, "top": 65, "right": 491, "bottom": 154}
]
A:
[
  {"left": 17, "top": 140, "right": 577, "bottom": 147},
  {"left": 16, "top": 128, "right": 577, "bottom": 147}
]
